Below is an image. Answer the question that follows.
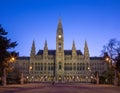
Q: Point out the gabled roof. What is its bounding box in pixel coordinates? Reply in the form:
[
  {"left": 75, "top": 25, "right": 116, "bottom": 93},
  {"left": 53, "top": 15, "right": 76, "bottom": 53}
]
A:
[
  {"left": 37, "top": 50, "right": 56, "bottom": 55},
  {"left": 90, "top": 57, "right": 104, "bottom": 60},
  {"left": 64, "top": 50, "right": 83, "bottom": 55},
  {"left": 37, "top": 50, "right": 83, "bottom": 56},
  {"left": 17, "top": 57, "right": 30, "bottom": 60}
]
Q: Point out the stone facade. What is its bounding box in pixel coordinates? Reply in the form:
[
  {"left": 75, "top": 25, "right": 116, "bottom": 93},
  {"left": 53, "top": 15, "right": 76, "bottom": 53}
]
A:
[{"left": 12, "top": 19, "right": 108, "bottom": 83}]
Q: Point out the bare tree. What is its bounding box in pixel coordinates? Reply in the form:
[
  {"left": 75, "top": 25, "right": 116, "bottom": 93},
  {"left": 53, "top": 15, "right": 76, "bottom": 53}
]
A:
[
  {"left": 102, "top": 38, "right": 120, "bottom": 60},
  {"left": 102, "top": 38, "right": 120, "bottom": 85}
]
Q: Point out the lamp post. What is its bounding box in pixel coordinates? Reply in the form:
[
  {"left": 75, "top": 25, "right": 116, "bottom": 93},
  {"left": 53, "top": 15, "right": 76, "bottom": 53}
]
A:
[
  {"left": 20, "top": 73, "right": 24, "bottom": 84},
  {"left": 29, "top": 66, "right": 32, "bottom": 71},
  {"left": 114, "top": 69, "right": 118, "bottom": 85},
  {"left": 52, "top": 60, "right": 55, "bottom": 85},
  {"left": 3, "top": 67, "right": 6, "bottom": 86},
  {"left": 87, "top": 66, "right": 93, "bottom": 83},
  {"left": 105, "top": 57, "right": 111, "bottom": 69},
  {"left": 29, "top": 66, "right": 32, "bottom": 82},
  {"left": 96, "top": 72, "right": 99, "bottom": 84},
  {"left": 3, "top": 56, "right": 15, "bottom": 86},
  {"left": 105, "top": 57, "right": 118, "bottom": 85}
]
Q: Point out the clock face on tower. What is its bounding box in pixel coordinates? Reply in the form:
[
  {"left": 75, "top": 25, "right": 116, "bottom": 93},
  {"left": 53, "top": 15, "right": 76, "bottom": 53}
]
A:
[{"left": 58, "top": 35, "right": 62, "bottom": 39}]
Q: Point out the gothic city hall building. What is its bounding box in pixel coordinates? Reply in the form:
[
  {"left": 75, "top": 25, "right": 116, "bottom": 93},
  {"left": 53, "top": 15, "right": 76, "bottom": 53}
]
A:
[{"left": 14, "top": 19, "right": 108, "bottom": 83}]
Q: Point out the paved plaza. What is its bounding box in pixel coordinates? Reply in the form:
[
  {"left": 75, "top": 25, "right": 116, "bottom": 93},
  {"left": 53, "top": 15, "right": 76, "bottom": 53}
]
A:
[{"left": 0, "top": 83, "right": 120, "bottom": 93}]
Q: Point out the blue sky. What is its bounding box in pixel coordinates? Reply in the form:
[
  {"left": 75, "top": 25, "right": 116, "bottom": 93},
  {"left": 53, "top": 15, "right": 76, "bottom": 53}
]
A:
[{"left": 0, "top": 0, "right": 120, "bottom": 57}]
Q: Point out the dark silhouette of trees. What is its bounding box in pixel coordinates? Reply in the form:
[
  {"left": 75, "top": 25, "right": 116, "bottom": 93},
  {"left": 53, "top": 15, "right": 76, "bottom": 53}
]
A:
[
  {"left": 115, "top": 53, "right": 120, "bottom": 72},
  {"left": 102, "top": 38, "right": 120, "bottom": 60},
  {"left": 102, "top": 38, "right": 120, "bottom": 70},
  {"left": 102, "top": 38, "right": 120, "bottom": 84},
  {"left": 0, "top": 24, "right": 17, "bottom": 85}
]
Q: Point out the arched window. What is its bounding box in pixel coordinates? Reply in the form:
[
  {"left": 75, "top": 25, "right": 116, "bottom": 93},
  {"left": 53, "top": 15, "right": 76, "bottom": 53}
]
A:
[
  {"left": 64, "top": 63, "right": 66, "bottom": 70},
  {"left": 59, "top": 62, "right": 62, "bottom": 70},
  {"left": 48, "top": 63, "right": 50, "bottom": 70},
  {"left": 38, "top": 63, "right": 40, "bottom": 70},
  {"left": 66, "top": 63, "right": 69, "bottom": 71},
  {"left": 70, "top": 63, "right": 72, "bottom": 70},
  {"left": 44, "top": 63, "right": 46, "bottom": 71},
  {"left": 73, "top": 63, "right": 76, "bottom": 70},
  {"left": 51, "top": 63, "right": 53, "bottom": 70},
  {"left": 41, "top": 63, "right": 43, "bottom": 71},
  {"left": 58, "top": 43, "right": 62, "bottom": 51},
  {"left": 77, "top": 63, "right": 79, "bottom": 71},
  {"left": 35, "top": 63, "right": 37, "bottom": 71}
]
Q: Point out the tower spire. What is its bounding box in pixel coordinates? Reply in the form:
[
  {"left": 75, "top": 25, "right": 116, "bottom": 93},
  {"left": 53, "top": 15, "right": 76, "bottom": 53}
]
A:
[
  {"left": 84, "top": 40, "right": 89, "bottom": 58},
  {"left": 43, "top": 40, "right": 48, "bottom": 56},
  {"left": 56, "top": 18, "right": 64, "bottom": 51},
  {"left": 44, "top": 40, "right": 48, "bottom": 50},
  {"left": 72, "top": 40, "right": 77, "bottom": 58},
  {"left": 30, "top": 40, "right": 36, "bottom": 57},
  {"left": 72, "top": 40, "right": 76, "bottom": 50},
  {"left": 57, "top": 18, "right": 63, "bottom": 34}
]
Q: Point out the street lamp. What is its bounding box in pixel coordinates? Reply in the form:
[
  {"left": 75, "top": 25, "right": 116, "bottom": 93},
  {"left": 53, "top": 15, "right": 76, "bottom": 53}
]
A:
[
  {"left": 105, "top": 57, "right": 111, "bottom": 69},
  {"left": 87, "top": 66, "right": 92, "bottom": 83},
  {"left": 29, "top": 66, "right": 33, "bottom": 82},
  {"left": 29, "top": 66, "right": 32, "bottom": 71},
  {"left": 10, "top": 57, "right": 15, "bottom": 62},
  {"left": 105, "top": 56, "right": 118, "bottom": 85},
  {"left": 3, "top": 56, "right": 16, "bottom": 86},
  {"left": 88, "top": 67, "right": 90, "bottom": 70}
]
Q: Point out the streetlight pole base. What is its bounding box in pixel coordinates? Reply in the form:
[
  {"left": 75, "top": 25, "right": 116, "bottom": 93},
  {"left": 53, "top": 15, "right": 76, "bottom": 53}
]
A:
[
  {"left": 3, "top": 68, "right": 7, "bottom": 86},
  {"left": 114, "top": 78, "right": 118, "bottom": 86},
  {"left": 20, "top": 73, "right": 24, "bottom": 84}
]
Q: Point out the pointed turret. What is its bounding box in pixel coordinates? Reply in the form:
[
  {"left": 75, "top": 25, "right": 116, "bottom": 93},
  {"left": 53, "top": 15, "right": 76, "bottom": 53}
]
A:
[
  {"left": 84, "top": 40, "right": 89, "bottom": 58},
  {"left": 57, "top": 18, "right": 63, "bottom": 32},
  {"left": 72, "top": 40, "right": 76, "bottom": 50},
  {"left": 30, "top": 40, "right": 36, "bottom": 57},
  {"left": 84, "top": 40, "right": 90, "bottom": 72},
  {"left": 43, "top": 40, "right": 48, "bottom": 56},
  {"left": 72, "top": 40, "right": 77, "bottom": 58},
  {"left": 56, "top": 18, "right": 64, "bottom": 51},
  {"left": 57, "top": 18, "right": 63, "bottom": 37}
]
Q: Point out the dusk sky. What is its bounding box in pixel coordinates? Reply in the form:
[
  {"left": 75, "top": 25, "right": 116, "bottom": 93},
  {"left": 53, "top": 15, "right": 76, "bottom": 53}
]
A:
[{"left": 0, "top": 0, "right": 120, "bottom": 57}]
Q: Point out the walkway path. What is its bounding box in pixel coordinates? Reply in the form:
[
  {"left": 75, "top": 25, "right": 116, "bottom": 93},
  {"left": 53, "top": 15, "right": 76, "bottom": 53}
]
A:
[{"left": 0, "top": 83, "right": 120, "bottom": 93}]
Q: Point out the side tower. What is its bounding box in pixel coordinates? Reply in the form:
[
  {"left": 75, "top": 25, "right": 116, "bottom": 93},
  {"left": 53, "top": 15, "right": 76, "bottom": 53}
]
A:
[
  {"left": 84, "top": 40, "right": 89, "bottom": 62},
  {"left": 30, "top": 40, "right": 36, "bottom": 57},
  {"left": 43, "top": 40, "right": 48, "bottom": 75},
  {"left": 84, "top": 40, "right": 91, "bottom": 81},
  {"left": 56, "top": 19, "right": 64, "bottom": 82},
  {"left": 30, "top": 40, "right": 36, "bottom": 76},
  {"left": 72, "top": 40, "right": 77, "bottom": 59},
  {"left": 43, "top": 40, "right": 48, "bottom": 58}
]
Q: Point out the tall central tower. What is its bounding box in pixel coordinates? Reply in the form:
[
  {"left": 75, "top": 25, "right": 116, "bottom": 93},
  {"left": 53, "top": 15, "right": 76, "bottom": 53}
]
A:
[{"left": 56, "top": 19, "right": 64, "bottom": 82}]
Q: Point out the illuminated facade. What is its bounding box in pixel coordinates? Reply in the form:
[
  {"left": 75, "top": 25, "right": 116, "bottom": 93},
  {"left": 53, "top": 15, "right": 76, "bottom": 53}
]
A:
[{"left": 14, "top": 19, "right": 108, "bottom": 83}]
